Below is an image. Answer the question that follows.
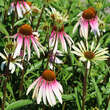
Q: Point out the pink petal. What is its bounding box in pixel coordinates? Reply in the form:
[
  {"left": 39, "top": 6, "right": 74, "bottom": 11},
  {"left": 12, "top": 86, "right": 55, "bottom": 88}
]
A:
[
  {"left": 23, "top": 1, "right": 30, "bottom": 11},
  {"left": 26, "top": 77, "right": 41, "bottom": 95},
  {"left": 25, "top": 36, "right": 31, "bottom": 61},
  {"left": 13, "top": 35, "right": 23, "bottom": 58},
  {"left": 51, "top": 81, "right": 62, "bottom": 104},
  {"left": 46, "top": 83, "right": 53, "bottom": 106},
  {"left": 42, "top": 80, "right": 47, "bottom": 105},
  {"left": 80, "top": 18, "right": 88, "bottom": 39},
  {"left": 31, "top": 36, "right": 40, "bottom": 58},
  {"left": 89, "top": 17, "right": 100, "bottom": 36},
  {"left": 16, "top": 2, "right": 23, "bottom": 18},
  {"left": 60, "top": 32, "right": 67, "bottom": 52}
]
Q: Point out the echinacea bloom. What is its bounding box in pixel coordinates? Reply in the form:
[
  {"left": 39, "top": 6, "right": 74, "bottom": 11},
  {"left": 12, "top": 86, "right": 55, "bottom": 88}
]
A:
[
  {"left": 46, "top": 7, "right": 74, "bottom": 53},
  {"left": 8, "top": 0, "right": 31, "bottom": 18},
  {"left": 72, "top": 41, "right": 109, "bottom": 69},
  {"left": 26, "top": 69, "right": 63, "bottom": 106},
  {"left": 73, "top": 7, "right": 100, "bottom": 40},
  {"left": 13, "top": 24, "right": 45, "bottom": 60},
  {"left": 49, "top": 50, "right": 63, "bottom": 69},
  {"left": 0, "top": 49, "right": 23, "bottom": 73}
]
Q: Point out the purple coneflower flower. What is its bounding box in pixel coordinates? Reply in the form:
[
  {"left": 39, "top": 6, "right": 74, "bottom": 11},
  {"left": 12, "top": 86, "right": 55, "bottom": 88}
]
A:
[
  {"left": 46, "top": 7, "right": 74, "bottom": 53},
  {"left": 13, "top": 24, "right": 44, "bottom": 60},
  {"left": 8, "top": 0, "right": 31, "bottom": 19},
  {"left": 73, "top": 7, "right": 100, "bottom": 39},
  {"left": 26, "top": 69, "right": 63, "bottom": 106}
]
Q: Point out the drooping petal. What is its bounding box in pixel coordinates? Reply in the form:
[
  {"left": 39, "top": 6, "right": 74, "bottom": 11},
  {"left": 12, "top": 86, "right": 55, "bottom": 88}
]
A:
[
  {"left": 51, "top": 82, "right": 62, "bottom": 104},
  {"left": 9, "top": 62, "right": 15, "bottom": 73},
  {"left": 73, "top": 20, "right": 80, "bottom": 34},
  {"left": 34, "top": 38, "right": 45, "bottom": 55},
  {"left": 42, "top": 80, "right": 47, "bottom": 105},
  {"left": 1, "top": 61, "right": 6, "bottom": 71},
  {"left": 31, "top": 36, "right": 40, "bottom": 58},
  {"left": 46, "top": 83, "right": 53, "bottom": 106},
  {"left": 53, "top": 33, "right": 58, "bottom": 54},
  {"left": 55, "top": 57, "right": 63, "bottom": 64},
  {"left": 26, "top": 77, "right": 41, "bottom": 95},
  {"left": 37, "top": 83, "right": 43, "bottom": 104},
  {"left": 89, "top": 17, "right": 100, "bottom": 36},
  {"left": 87, "top": 61, "right": 91, "bottom": 69},
  {"left": 25, "top": 36, "right": 31, "bottom": 61},
  {"left": 23, "top": 1, "right": 30, "bottom": 11},
  {"left": 13, "top": 35, "right": 23, "bottom": 58},
  {"left": 20, "top": 3, "right": 26, "bottom": 14},
  {"left": 60, "top": 32, "right": 67, "bottom": 52},
  {"left": 48, "top": 83, "right": 56, "bottom": 105},
  {"left": 15, "top": 63, "right": 23, "bottom": 70},
  {"left": 80, "top": 18, "right": 88, "bottom": 40},
  {"left": 55, "top": 81, "right": 63, "bottom": 93},
  {"left": 49, "top": 33, "right": 56, "bottom": 47},
  {"left": 16, "top": 2, "right": 23, "bottom": 18},
  {"left": 0, "top": 53, "right": 6, "bottom": 60}
]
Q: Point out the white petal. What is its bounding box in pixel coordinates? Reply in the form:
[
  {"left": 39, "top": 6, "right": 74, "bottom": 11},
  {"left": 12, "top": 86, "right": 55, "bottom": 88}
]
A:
[
  {"left": 73, "top": 21, "right": 80, "bottom": 34},
  {"left": 26, "top": 77, "right": 41, "bottom": 95},
  {"left": 42, "top": 81, "right": 47, "bottom": 105},
  {"left": 60, "top": 32, "right": 67, "bottom": 52},
  {"left": 46, "top": 83, "right": 53, "bottom": 106},
  {"left": 1, "top": 61, "right": 6, "bottom": 71},
  {"left": 53, "top": 34, "right": 58, "bottom": 54},
  {"left": 51, "top": 82, "right": 62, "bottom": 104},
  {"left": 16, "top": 2, "right": 23, "bottom": 18},
  {"left": 37, "top": 83, "right": 43, "bottom": 104},
  {"left": 56, "top": 81, "right": 63, "bottom": 93},
  {"left": 49, "top": 84, "right": 56, "bottom": 105},
  {"left": 55, "top": 57, "right": 63, "bottom": 64},
  {"left": 31, "top": 37, "right": 40, "bottom": 58},
  {"left": 0, "top": 53, "right": 6, "bottom": 60},
  {"left": 87, "top": 61, "right": 91, "bottom": 69},
  {"left": 15, "top": 63, "right": 23, "bottom": 70},
  {"left": 13, "top": 36, "right": 23, "bottom": 58},
  {"left": 9, "top": 62, "right": 15, "bottom": 73}
]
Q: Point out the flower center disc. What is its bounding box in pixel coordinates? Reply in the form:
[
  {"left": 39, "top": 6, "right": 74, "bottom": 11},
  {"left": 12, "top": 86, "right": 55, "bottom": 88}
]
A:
[
  {"left": 26, "top": 1, "right": 32, "bottom": 6},
  {"left": 82, "top": 7, "right": 96, "bottom": 19},
  {"left": 84, "top": 51, "right": 95, "bottom": 60},
  {"left": 19, "top": 24, "right": 32, "bottom": 35},
  {"left": 42, "top": 69, "right": 56, "bottom": 81}
]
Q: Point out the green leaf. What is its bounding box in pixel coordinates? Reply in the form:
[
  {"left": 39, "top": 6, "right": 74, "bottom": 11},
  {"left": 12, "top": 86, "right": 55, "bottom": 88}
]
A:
[
  {"left": 14, "top": 18, "right": 26, "bottom": 27},
  {"left": 75, "top": 87, "right": 81, "bottom": 110},
  {"left": 92, "top": 78, "right": 102, "bottom": 107},
  {"left": 5, "top": 99, "right": 33, "bottom": 110},
  {"left": 107, "top": 101, "right": 110, "bottom": 110},
  {"left": 62, "top": 94, "right": 75, "bottom": 101},
  {"left": 0, "top": 23, "right": 9, "bottom": 36}
]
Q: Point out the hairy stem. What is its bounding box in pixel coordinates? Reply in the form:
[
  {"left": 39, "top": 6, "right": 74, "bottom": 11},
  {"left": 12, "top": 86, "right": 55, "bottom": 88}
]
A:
[
  {"left": 36, "top": 4, "right": 45, "bottom": 31},
  {"left": 1, "top": 54, "right": 11, "bottom": 110},
  {"left": 19, "top": 59, "right": 25, "bottom": 97},
  {"left": 82, "top": 63, "right": 89, "bottom": 110}
]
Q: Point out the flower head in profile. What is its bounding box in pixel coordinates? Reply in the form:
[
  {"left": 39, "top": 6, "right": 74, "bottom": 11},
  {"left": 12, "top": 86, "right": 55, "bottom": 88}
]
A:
[
  {"left": 8, "top": 0, "right": 31, "bottom": 19},
  {"left": 72, "top": 41, "right": 109, "bottom": 69},
  {"left": 13, "top": 24, "right": 45, "bottom": 60},
  {"left": 26, "top": 69, "right": 63, "bottom": 106},
  {"left": 49, "top": 50, "right": 63, "bottom": 69},
  {"left": 0, "top": 49, "right": 23, "bottom": 73},
  {"left": 73, "top": 7, "right": 100, "bottom": 40},
  {"left": 46, "top": 7, "right": 74, "bottom": 53}
]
